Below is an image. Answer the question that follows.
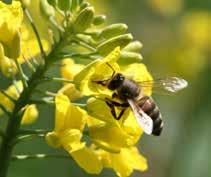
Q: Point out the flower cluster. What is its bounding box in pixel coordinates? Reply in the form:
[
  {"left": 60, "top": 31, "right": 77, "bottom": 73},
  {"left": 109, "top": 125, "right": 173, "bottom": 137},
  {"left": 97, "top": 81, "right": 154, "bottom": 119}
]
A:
[{"left": 46, "top": 47, "right": 152, "bottom": 177}]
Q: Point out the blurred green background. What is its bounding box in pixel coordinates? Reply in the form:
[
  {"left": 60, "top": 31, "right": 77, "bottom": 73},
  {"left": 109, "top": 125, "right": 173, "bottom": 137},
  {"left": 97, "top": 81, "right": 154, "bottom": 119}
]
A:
[{"left": 0, "top": 0, "right": 210, "bottom": 177}]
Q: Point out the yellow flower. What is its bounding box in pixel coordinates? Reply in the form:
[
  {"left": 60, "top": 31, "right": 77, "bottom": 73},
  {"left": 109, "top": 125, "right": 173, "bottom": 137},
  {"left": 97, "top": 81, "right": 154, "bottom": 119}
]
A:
[
  {"left": 149, "top": 0, "right": 183, "bottom": 17},
  {"left": 0, "top": 81, "right": 23, "bottom": 116},
  {"left": 97, "top": 147, "right": 148, "bottom": 177},
  {"left": 0, "top": 81, "right": 39, "bottom": 124},
  {"left": 87, "top": 98, "right": 143, "bottom": 153},
  {"left": 0, "top": 1, "right": 23, "bottom": 44},
  {"left": 74, "top": 47, "right": 153, "bottom": 97},
  {"left": 21, "top": 104, "right": 39, "bottom": 124},
  {"left": 46, "top": 94, "right": 103, "bottom": 174},
  {"left": 61, "top": 59, "right": 85, "bottom": 81},
  {"left": 180, "top": 11, "right": 211, "bottom": 51},
  {"left": 0, "top": 1, "right": 23, "bottom": 76}
]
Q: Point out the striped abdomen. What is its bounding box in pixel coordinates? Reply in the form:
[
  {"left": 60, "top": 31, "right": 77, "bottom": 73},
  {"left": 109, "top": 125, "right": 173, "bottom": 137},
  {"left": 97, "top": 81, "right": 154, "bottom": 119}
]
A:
[{"left": 138, "top": 96, "right": 163, "bottom": 136}]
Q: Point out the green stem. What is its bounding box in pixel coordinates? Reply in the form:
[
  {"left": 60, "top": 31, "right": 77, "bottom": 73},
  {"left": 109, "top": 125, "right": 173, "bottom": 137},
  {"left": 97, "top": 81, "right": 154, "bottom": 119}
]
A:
[
  {"left": 0, "top": 104, "right": 11, "bottom": 117},
  {"left": 0, "top": 130, "right": 5, "bottom": 138},
  {"left": 13, "top": 134, "right": 45, "bottom": 145},
  {"left": 12, "top": 154, "right": 70, "bottom": 161},
  {"left": 18, "top": 129, "right": 49, "bottom": 135},
  {"left": 14, "top": 60, "right": 28, "bottom": 89}
]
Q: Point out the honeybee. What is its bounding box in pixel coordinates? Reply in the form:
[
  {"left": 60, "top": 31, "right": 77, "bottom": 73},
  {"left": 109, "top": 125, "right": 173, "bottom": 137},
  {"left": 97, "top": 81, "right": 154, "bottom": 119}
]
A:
[{"left": 93, "top": 63, "right": 188, "bottom": 136}]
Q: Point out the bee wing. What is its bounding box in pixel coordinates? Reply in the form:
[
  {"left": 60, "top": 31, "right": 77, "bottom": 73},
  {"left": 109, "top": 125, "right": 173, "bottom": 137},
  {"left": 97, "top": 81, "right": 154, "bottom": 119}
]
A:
[
  {"left": 138, "top": 77, "right": 188, "bottom": 95},
  {"left": 127, "top": 99, "right": 153, "bottom": 135}
]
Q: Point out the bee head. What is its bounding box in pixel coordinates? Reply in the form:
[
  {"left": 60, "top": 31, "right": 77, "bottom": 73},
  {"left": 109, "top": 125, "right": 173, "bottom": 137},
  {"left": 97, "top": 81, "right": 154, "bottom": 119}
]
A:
[{"left": 108, "top": 73, "right": 125, "bottom": 90}]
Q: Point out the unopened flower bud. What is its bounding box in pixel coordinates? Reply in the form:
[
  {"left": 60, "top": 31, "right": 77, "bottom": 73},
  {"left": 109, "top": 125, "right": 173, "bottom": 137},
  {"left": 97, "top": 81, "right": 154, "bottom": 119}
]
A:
[
  {"left": 97, "top": 34, "right": 133, "bottom": 55},
  {"left": 118, "top": 51, "right": 143, "bottom": 65},
  {"left": 21, "top": 104, "right": 39, "bottom": 124},
  {"left": 93, "top": 15, "right": 106, "bottom": 26},
  {"left": 74, "top": 6, "right": 95, "bottom": 32},
  {"left": 123, "top": 41, "right": 143, "bottom": 53},
  {"left": 99, "top": 23, "right": 128, "bottom": 39}
]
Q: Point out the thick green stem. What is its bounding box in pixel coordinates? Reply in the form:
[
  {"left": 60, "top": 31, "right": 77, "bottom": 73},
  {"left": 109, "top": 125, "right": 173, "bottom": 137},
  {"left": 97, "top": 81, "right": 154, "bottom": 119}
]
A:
[{"left": 0, "top": 46, "right": 58, "bottom": 176}]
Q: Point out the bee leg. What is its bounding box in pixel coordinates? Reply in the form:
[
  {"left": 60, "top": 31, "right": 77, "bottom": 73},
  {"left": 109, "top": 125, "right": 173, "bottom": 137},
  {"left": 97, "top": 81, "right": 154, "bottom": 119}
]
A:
[
  {"left": 106, "top": 101, "right": 118, "bottom": 119},
  {"left": 116, "top": 108, "right": 126, "bottom": 120},
  {"left": 92, "top": 79, "right": 109, "bottom": 86},
  {"left": 112, "top": 93, "right": 119, "bottom": 99},
  {"left": 105, "top": 98, "right": 129, "bottom": 107},
  {"left": 105, "top": 100, "right": 127, "bottom": 120}
]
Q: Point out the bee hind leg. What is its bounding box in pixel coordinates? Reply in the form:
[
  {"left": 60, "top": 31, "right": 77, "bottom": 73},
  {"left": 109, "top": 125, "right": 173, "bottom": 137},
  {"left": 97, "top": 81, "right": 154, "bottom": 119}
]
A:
[{"left": 106, "top": 100, "right": 127, "bottom": 120}]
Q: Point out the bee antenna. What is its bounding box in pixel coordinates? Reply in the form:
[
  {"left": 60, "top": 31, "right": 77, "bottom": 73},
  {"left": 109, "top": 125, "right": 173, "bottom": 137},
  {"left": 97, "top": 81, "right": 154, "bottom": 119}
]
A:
[{"left": 106, "top": 62, "right": 115, "bottom": 77}]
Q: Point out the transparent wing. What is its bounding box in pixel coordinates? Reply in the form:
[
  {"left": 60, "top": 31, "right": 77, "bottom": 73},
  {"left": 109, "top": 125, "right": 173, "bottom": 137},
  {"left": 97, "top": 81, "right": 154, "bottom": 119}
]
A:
[
  {"left": 138, "top": 77, "right": 188, "bottom": 94},
  {"left": 127, "top": 99, "right": 153, "bottom": 135}
]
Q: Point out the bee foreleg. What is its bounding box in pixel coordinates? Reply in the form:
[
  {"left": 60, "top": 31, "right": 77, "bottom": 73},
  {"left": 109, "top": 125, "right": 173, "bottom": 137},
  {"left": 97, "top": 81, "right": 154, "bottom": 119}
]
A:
[
  {"left": 105, "top": 98, "right": 129, "bottom": 107},
  {"left": 92, "top": 79, "right": 109, "bottom": 86}
]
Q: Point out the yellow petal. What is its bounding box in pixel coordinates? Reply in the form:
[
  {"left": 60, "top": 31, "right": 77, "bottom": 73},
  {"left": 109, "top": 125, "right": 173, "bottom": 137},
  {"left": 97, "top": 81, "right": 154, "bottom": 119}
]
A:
[
  {"left": 55, "top": 94, "right": 87, "bottom": 132},
  {"left": 0, "top": 1, "right": 23, "bottom": 44},
  {"left": 87, "top": 97, "right": 119, "bottom": 125},
  {"left": 18, "top": 39, "right": 49, "bottom": 64},
  {"left": 61, "top": 59, "right": 84, "bottom": 80},
  {"left": 59, "top": 129, "right": 85, "bottom": 153},
  {"left": 55, "top": 94, "right": 70, "bottom": 131},
  {"left": 98, "top": 147, "right": 148, "bottom": 177},
  {"left": 89, "top": 124, "right": 129, "bottom": 153},
  {"left": 71, "top": 146, "right": 103, "bottom": 174},
  {"left": 74, "top": 47, "right": 121, "bottom": 96},
  {"left": 58, "top": 84, "right": 82, "bottom": 101},
  {"left": 74, "top": 59, "right": 101, "bottom": 95},
  {"left": 21, "top": 104, "right": 39, "bottom": 124},
  {"left": 45, "top": 132, "right": 61, "bottom": 148}
]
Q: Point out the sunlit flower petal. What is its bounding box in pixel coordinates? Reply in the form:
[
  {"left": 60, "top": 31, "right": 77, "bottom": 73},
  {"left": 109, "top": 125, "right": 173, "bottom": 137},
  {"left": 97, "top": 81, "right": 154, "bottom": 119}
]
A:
[
  {"left": 98, "top": 147, "right": 148, "bottom": 177},
  {"left": 74, "top": 47, "right": 121, "bottom": 96}
]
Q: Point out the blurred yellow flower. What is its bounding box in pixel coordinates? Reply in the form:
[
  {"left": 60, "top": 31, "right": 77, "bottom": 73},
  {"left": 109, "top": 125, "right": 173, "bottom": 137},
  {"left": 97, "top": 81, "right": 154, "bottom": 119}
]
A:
[
  {"left": 0, "top": 1, "right": 23, "bottom": 76},
  {"left": 21, "top": 104, "right": 39, "bottom": 124},
  {"left": 0, "top": 81, "right": 39, "bottom": 124},
  {"left": 149, "top": 0, "right": 183, "bottom": 16},
  {"left": 46, "top": 94, "right": 103, "bottom": 174},
  {"left": 0, "top": 1, "right": 23, "bottom": 44},
  {"left": 180, "top": 11, "right": 211, "bottom": 51},
  {"left": 0, "top": 81, "right": 23, "bottom": 116}
]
